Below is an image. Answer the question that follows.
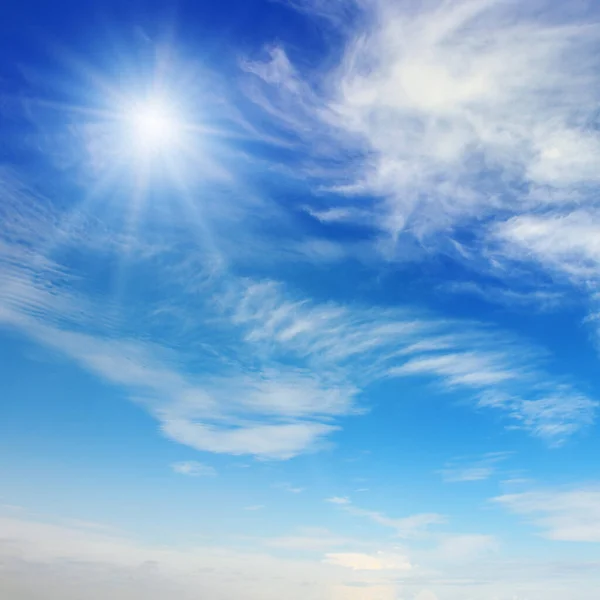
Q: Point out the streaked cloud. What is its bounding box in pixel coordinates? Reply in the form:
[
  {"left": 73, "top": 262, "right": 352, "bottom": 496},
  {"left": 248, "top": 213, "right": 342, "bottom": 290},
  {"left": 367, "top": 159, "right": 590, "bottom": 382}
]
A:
[
  {"left": 326, "top": 496, "right": 444, "bottom": 539},
  {"left": 171, "top": 461, "right": 216, "bottom": 477},
  {"left": 440, "top": 452, "right": 512, "bottom": 483},
  {"left": 443, "top": 281, "right": 565, "bottom": 312},
  {"left": 494, "top": 486, "right": 600, "bottom": 542},
  {"left": 0, "top": 182, "right": 595, "bottom": 462},
  {"left": 246, "top": 0, "right": 600, "bottom": 246},
  {"left": 492, "top": 212, "right": 600, "bottom": 282}
]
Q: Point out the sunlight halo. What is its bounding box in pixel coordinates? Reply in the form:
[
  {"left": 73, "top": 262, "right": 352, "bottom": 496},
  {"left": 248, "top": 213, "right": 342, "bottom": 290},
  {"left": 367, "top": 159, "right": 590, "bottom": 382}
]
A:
[{"left": 127, "top": 98, "right": 182, "bottom": 155}]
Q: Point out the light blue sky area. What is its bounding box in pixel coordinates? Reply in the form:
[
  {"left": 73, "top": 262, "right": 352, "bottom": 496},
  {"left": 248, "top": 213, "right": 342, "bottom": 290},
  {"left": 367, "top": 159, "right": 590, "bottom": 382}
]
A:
[{"left": 2, "top": 1, "right": 600, "bottom": 599}]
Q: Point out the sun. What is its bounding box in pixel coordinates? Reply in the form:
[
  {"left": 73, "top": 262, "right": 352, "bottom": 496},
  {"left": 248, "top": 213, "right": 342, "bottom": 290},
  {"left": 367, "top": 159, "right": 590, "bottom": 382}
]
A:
[{"left": 126, "top": 98, "right": 183, "bottom": 157}]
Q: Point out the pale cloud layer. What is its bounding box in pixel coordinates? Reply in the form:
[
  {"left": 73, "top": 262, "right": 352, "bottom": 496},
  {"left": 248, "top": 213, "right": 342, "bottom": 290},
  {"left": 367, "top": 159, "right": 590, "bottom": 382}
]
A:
[
  {"left": 324, "top": 551, "right": 412, "bottom": 571},
  {"left": 495, "top": 485, "right": 600, "bottom": 542},
  {"left": 1, "top": 512, "right": 599, "bottom": 600},
  {"left": 325, "top": 496, "right": 444, "bottom": 539}
]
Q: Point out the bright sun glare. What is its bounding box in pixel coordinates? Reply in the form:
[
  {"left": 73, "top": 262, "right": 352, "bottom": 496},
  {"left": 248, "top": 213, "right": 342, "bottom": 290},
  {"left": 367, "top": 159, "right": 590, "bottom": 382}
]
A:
[{"left": 128, "top": 99, "right": 182, "bottom": 155}]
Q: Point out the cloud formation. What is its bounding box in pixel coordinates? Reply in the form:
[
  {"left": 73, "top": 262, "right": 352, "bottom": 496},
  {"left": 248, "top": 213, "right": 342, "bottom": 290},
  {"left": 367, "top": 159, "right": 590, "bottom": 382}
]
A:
[
  {"left": 0, "top": 180, "right": 595, "bottom": 462},
  {"left": 495, "top": 485, "right": 600, "bottom": 542},
  {"left": 250, "top": 2, "right": 600, "bottom": 232},
  {"left": 326, "top": 496, "right": 444, "bottom": 539},
  {"left": 440, "top": 451, "right": 511, "bottom": 483}
]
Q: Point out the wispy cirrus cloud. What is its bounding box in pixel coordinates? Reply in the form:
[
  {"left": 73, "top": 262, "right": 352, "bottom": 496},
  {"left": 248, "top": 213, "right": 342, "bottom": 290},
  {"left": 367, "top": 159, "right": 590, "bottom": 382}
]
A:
[
  {"left": 228, "top": 280, "right": 597, "bottom": 442},
  {"left": 1, "top": 243, "right": 595, "bottom": 456},
  {"left": 494, "top": 485, "right": 600, "bottom": 542},
  {"left": 0, "top": 168, "right": 596, "bottom": 463},
  {"left": 440, "top": 452, "right": 512, "bottom": 483},
  {"left": 326, "top": 496, "right": 444, "bottom": 539},
  {"left": 492, "top": 212, "right": 600, "bottom": 283},
  {"left": 443, "top": 281, "right": 566, "bottom": 312},
  {"left": 245, "top": 0, "right": 600, "bottom": 246},
  {"left": 2, "top": 260, "right": 595, "bottom": 455}
]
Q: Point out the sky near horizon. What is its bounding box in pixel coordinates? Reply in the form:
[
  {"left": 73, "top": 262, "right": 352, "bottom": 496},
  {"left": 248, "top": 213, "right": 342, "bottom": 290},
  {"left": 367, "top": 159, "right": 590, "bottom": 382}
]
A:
[{"left": 1, "top": 1, "right": 600, "bottom": 598}]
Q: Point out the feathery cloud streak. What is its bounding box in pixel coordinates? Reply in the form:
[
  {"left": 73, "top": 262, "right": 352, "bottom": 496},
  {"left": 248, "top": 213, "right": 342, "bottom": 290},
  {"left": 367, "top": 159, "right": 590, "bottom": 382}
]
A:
[
  {"left": 245, "top": 0, "right": 600, "bottom": 263},
  {"left": 0, "top": 184, "right": 596, "bottom": 459}
]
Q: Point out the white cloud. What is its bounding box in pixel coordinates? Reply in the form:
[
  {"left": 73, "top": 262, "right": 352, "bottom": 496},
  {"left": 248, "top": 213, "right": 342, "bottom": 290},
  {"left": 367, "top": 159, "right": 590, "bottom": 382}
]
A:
[
  {"left": 444, "top": 281, "right": 565, "bottom": 312},
  {"left": 391, "top": 352, "right": 517, "bottom": 387},
  {"left": 246, "top": 0, "right": 600, "bottom": 244},
  {"left": 428, "top": 534, "right": 498, "bottom": 563},
  {"left": 492, "top": 212, "right": 600, "bottom": 281},
  {"left": 479, "top": 389, "right": 597, "bottom": 442},
  {"left": 0, "top": 170, "right": 596, "bottom": 465},
  {"left": 1, "top": 251, "right": 595, "bottom": 453},
  {"left": 494, "top": 486, "right": 600, "bottom": 542},
  {"left": 440, "top": 452, "right": 512, "bottom": 483},
  {"left": 0, "top": 510, "right": 598, "bottom": 600},
  {"left": 442, "top": 465, "right": 494, "bottom": 482},
  {"left": 162, "top": 419, "right": 336, "bottom": 460},
  {"left": 0, "top": 514, "right": 398, "bottom": 600},
  {"left": 266, "top": 528, "right": 354, "bottom": 552},
  {"left": 324, "top": 551, "right": 412, "bottom": 571},
  {"left": 229, "top": 281, "right": 597, "bottom": 443},
  {"left": 327, "top": 497, "right": 351, "bottom": 505},
  {"left": 171, "top": 461, "right": 216, "bottom": 477},
  {"left": 326, "top": 497, "right": 444, "bottom": 539}
]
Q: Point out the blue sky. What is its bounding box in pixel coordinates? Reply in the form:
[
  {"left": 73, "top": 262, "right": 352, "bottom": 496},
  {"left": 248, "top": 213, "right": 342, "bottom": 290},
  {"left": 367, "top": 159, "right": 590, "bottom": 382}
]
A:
[{"left": 2, "top": 0, "right": 600, "bottom": 598}]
